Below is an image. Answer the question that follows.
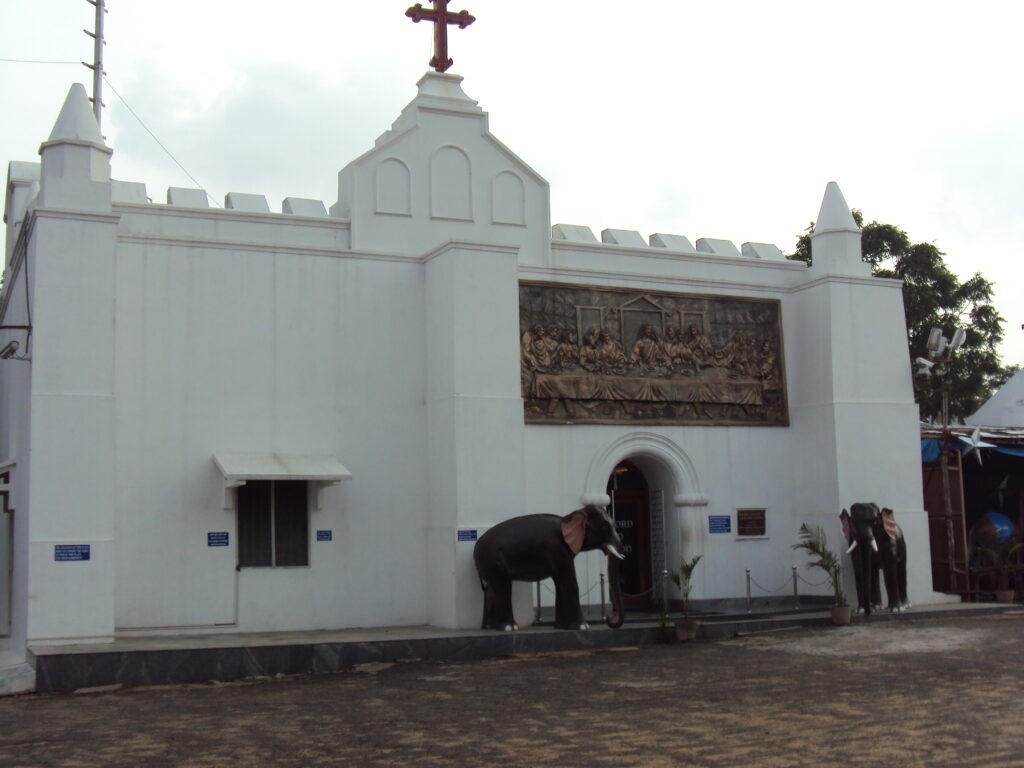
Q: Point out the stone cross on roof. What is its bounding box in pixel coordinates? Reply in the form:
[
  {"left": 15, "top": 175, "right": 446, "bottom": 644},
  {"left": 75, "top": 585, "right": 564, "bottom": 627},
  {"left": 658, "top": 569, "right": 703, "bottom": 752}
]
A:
[{"left": 405, "top": 1, "right": 475, "bottom": 73}]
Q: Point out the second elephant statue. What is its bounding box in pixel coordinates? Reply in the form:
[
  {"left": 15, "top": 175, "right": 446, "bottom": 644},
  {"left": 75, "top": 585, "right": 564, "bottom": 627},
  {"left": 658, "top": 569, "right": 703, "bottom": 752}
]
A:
[
  {"left": 474, "top": 505, "right": 626, "bottom": 631},
  {"left": 840, "top": 502, "right": 909, "bottom": 615}
]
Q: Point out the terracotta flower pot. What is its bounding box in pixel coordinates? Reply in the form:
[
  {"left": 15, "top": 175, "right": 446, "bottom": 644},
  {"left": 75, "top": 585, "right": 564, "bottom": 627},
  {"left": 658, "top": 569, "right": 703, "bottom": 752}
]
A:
[{"left": 830, "top": 605, "right": 853, "bottom": 625}]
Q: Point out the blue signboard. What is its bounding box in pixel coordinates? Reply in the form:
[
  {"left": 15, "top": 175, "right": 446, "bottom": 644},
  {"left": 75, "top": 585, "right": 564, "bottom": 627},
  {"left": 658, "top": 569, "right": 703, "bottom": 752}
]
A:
[
  {"left": 55, "top": 544, "right": 91, "bottom": 562},
  {"left": 207, "top": 532, "right": 229, "bottom": 547},
  {"left": 457, "top": 529, "right": 478, "bottom": 542},
  {"left": 708, "top": 515, "right": 732, "bottom": 534},
  {"left": 316, "top": 530, "right": 333, "bottom": 542}
]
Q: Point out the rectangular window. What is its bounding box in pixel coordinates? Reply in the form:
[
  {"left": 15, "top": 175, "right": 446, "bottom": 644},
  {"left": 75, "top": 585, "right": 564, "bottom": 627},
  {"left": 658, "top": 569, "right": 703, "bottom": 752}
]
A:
[
  {"left": 237, "top": 480, "right": 309, "bottom": 567},
  {"left": 737, "top": 508, "right": 767, "bottom": 537}
]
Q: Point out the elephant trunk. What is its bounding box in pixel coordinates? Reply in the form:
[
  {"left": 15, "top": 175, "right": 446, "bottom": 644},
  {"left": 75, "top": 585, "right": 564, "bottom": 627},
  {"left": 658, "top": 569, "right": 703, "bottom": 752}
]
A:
[{"left": 606, "top": 553, "right": 624, "bottom": 628}]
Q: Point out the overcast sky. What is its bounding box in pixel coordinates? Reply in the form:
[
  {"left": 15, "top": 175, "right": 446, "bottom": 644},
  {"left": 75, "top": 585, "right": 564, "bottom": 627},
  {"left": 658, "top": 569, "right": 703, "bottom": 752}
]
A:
[{"left": 3, "top": 1, "right": 1022, "bottom": 363}]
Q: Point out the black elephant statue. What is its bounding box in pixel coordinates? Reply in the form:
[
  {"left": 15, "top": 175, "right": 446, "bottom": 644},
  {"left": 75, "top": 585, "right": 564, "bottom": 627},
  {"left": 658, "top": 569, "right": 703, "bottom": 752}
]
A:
[
  {"left": 473, "top": 505, "right": 625, "bottom": 631},
  {"left": 840, "top": 503, "right": 909, "bottom": 615}
]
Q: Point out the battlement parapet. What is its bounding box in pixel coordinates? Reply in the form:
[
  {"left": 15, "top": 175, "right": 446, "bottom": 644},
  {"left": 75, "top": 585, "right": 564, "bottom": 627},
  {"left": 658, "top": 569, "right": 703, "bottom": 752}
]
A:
[
  {"left": 108, "top": 182, "right": 334, "bottom": 219},
  {"left": 551, "top": 223, "right": 788, "bottom": 263},
  {"left": 225, "top": 192, "right": 270, "bottom": 213}
]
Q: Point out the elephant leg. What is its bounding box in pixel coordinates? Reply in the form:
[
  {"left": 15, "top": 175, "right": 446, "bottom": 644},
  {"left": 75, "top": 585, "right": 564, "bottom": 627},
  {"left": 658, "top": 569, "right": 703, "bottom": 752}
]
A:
[
  {"left": 849, "top": 552, "right": 864, "bottom": 611},
  {"left": 897, "top": 537, "right": 909, "bottom": 608},
  {"left": 489, "top": 575, "right": 516, "bottom": 631},
  {"left": 552, "top": 565, "right": 586, "bottom": 630},
  {"left": 898, "top": 560, "right": 909, "bottom": 608},
  {"left": 881, "top": 556, "right": 900, "bottom": 612},
  {"left": 477, "top": 581, "right": 497, "bottom": 630},
  {"left": 860, "top": 550, "right": 874, "bottom": 616},
  {"left": 480, "top": 583, "right": 493, "bottom": 629},
  {"left": 871, "top": 556, "right": 883, "bottom": 610}
]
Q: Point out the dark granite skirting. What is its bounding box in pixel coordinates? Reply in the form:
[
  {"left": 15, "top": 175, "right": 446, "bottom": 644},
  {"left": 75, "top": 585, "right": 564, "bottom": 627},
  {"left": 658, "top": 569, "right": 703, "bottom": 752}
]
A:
[
  {"left": 31, "top": 604, "right": 1017, "bottom": 694},
  {"left": 32, "top": 625, "right": 665, "bottom": 694}
]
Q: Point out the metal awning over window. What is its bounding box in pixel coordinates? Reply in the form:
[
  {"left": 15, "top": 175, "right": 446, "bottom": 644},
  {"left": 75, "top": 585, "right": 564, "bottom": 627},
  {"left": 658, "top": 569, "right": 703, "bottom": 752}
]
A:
[{"left": 213, "top": 453, "right": 351, "bottom": 509}]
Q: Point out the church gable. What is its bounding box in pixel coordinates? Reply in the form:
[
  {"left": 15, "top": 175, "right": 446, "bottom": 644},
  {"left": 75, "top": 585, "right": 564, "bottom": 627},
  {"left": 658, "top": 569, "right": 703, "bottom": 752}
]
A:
[{"left": 331, "top": 72, "right": 550, "bottom": 258}]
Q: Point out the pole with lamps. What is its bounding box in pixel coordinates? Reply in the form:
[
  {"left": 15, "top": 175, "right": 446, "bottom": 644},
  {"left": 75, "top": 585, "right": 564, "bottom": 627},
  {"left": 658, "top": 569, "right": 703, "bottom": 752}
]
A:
[{"left": 916, "top": 326, "right": 967, "bottom": 593}]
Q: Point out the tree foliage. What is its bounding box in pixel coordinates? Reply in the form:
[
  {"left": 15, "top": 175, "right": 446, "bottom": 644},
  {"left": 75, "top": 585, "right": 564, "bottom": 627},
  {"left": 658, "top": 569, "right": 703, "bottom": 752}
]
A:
[{"left": 789, "top": 211, "right": 1009, "bottom": 423}]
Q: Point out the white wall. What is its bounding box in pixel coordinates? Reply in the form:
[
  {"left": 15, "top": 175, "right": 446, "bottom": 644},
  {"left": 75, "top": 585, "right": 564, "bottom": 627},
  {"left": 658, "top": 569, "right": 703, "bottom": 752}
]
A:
[
  {"left": 112, "top": 205, "right": 430, "bottom": 632},
  {"left": 0, "top": 238, "right": 34, "bottom": 651}
]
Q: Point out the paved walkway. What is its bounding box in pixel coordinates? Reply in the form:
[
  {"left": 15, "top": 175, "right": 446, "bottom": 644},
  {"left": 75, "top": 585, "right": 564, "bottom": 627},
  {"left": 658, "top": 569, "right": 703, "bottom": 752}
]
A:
[{"left": 3, "top": 610, "right": 1022, "bottom": 767}]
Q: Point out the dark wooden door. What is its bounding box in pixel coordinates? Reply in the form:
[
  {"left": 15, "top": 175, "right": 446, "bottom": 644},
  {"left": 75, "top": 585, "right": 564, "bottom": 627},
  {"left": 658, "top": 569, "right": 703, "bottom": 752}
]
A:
[{"left": 607, "top": 461, "right": 652, "bottom": 609}]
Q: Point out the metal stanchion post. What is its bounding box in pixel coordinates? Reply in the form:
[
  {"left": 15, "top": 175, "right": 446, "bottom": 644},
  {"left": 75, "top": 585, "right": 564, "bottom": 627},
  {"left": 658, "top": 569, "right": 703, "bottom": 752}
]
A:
[
  {"left": 535, "top": 581, "right": 542, "bottom": 624},
  {"left": 600, "top": 573, "right": 606, "bottom": 620},
  {"left": 793, "top": 565, "right": 800, "bottom": 610},
  {"left": 662, "top": 569, "right": 669, "bottom": 619},
  {"left": 746, "top": 568, "right": 752, "bottom": 614}
]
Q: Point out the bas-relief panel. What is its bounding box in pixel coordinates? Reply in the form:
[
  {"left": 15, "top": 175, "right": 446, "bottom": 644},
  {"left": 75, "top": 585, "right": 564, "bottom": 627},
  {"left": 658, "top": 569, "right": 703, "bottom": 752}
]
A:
[{"left": 519, "top": 282, "right": 789, "bottom": 426}]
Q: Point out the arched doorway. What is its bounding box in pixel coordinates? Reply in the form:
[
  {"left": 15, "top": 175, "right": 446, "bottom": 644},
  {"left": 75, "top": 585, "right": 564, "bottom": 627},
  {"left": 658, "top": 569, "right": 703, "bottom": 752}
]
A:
[{"left": 606, "top": 460, "right": 653, "bottom": 609}]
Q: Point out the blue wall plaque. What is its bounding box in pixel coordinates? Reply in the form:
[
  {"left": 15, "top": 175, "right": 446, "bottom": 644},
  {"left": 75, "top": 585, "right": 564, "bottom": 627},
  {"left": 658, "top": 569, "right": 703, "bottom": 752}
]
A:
[
  {"left": 316, "top": 530, "right": 333, "bottom": 542},
  {"left": 457, "top": 529, "right": 478, "bottom": 542},
  {"left": 708, "top": 515, "right": 732, "bottom": 534},
  {"left": 207, "top": 532, "right": 229, "bottom": 547},
  {"left": 55, "top": 544, "right": 91, "bottom": 561}
]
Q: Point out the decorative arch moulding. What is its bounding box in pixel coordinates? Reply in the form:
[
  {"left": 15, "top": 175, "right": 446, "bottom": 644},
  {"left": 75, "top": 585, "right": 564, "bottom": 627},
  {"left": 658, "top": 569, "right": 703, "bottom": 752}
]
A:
[
  {"left": 520, "top": 281, "right": 789, "bottom": 427},
  {"left": 580, "top": 431, "right": 707, "bottom": 509}
]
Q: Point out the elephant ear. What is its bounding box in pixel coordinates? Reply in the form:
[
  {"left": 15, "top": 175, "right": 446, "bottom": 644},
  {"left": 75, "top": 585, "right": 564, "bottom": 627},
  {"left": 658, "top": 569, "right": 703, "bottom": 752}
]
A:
[
  {"left": 839, "top": 509, "right": 852, "bottom": 544},
  {"left": 881, "top": 507, "right": 899, "bottom": 541},
  {"left": 561, "top": 509, "right": 586, "bottom": 554}
]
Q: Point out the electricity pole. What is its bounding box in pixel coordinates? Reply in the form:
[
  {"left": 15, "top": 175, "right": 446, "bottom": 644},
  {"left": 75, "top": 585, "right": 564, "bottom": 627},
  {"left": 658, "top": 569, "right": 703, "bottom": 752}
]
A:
[{"left": 83, "top": 0, "right": 106, "bottom": 128}]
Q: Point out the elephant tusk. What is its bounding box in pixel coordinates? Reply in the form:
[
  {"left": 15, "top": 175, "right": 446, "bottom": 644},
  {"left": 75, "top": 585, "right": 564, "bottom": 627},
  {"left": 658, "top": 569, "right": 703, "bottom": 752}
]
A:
[
  {"left": 870, "top": 538, "right": 878, "bottom": 552},
  {"left": 846, "top": 540, "right": 858, "bottom": 554},
  {"left": 605, "top": 544, "right": 625, "bottom": 561}
]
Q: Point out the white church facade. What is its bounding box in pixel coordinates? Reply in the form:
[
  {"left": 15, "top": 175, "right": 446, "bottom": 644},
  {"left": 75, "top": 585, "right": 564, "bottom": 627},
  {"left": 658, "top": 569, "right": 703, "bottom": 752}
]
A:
[{"left": 0, "top": 72, "right": 947, "bottom": 688}]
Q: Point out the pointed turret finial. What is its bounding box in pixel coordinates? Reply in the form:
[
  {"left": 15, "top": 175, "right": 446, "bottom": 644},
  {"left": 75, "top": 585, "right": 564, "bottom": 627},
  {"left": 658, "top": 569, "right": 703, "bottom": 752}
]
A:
[
  {"left": 808, "top": 181, "right": 868, "bottom": 276},
  {"left": 37, "top": 82, "right": 112, "bottom": 211},
  {"left": 45, "top": 83, "right": 106, "bottom": 148},
  {"left": 814, "top": 181, "right": 858, "bottom": 234}
]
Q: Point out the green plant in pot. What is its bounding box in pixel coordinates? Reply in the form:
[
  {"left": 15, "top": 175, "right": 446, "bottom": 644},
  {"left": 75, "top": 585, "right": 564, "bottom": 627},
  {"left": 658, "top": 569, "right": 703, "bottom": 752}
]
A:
[
  {"left": 794, "top": 523, "right": 851, "bottom": 625},
  {"left": 670, "top": 554, "right": 702, "bottom": 641},
  {"left": 977, "top": 540, "right": 1021, "bottom": 603}
]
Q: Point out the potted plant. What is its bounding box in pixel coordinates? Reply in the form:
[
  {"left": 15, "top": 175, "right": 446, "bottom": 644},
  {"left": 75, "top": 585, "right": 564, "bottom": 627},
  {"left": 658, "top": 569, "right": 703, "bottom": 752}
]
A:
[
  {"left": 977, "top": 541, "right": 1021, "bottom": 603},
  {"left": 670, "top": 554, "right": 702, "bottom": 641},
  {"left": 794, "top": 523, "right": 851, "bottom": 625}
]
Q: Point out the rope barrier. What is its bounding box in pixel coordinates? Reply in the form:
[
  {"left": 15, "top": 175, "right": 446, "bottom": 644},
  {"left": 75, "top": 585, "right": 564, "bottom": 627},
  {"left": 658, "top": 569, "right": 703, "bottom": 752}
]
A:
[
  {"left": 796, "top": 573, "right": 831, "bottom": 588},
  {"left": 748, "top": 574, "right": 790, "bottom": 594},
  {"left": 618, "top": 586, "right": 656, "bottom": 598},
  {"left": 540, "top": 582, "right": 608, "bottom": 600}
]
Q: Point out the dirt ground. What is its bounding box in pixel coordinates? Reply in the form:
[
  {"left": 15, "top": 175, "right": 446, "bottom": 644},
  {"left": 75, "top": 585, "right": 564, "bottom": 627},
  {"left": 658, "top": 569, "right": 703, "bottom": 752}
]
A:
[{"left": 1, "top": 612, "right": 1022, "bottom": 767}]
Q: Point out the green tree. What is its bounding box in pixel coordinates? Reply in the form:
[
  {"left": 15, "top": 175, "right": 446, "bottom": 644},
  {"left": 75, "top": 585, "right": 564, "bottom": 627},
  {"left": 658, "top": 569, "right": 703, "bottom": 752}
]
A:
[{"left": 789, "top": 211, "right": 1009, "bottom": 423}]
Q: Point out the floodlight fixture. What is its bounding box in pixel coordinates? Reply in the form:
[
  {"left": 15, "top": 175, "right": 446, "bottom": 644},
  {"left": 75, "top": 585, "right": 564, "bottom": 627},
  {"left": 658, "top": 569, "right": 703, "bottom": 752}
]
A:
[
  {"left": 949, "top": 328, "right": 967, "bottom": 352},
  {"left": 0, "top": 340, "right": 19, "bottom": 359},
  {"left": 926, "top": 327, "right": 944, "bottom": 354},
  {"left": 914, "top": 357, "right": 935, "bottom": 379}
]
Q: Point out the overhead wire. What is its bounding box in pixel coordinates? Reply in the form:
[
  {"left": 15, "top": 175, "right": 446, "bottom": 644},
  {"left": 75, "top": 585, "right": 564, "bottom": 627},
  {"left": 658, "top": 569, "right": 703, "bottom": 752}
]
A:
[
  {"left": 2, "top": 55, "right": 221, "bottom": 208},
  {"left": 0, "top": 57, "right": 80, "bottom": 65},
  {"left": 102, "top": 75, "right": 221, "bottom": 207}
]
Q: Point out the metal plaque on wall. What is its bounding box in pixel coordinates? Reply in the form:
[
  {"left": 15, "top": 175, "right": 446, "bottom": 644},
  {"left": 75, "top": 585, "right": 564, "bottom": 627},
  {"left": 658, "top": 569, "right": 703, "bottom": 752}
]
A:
[{"left": 519, "top": 281, "right": 788, "bottom": 426}]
